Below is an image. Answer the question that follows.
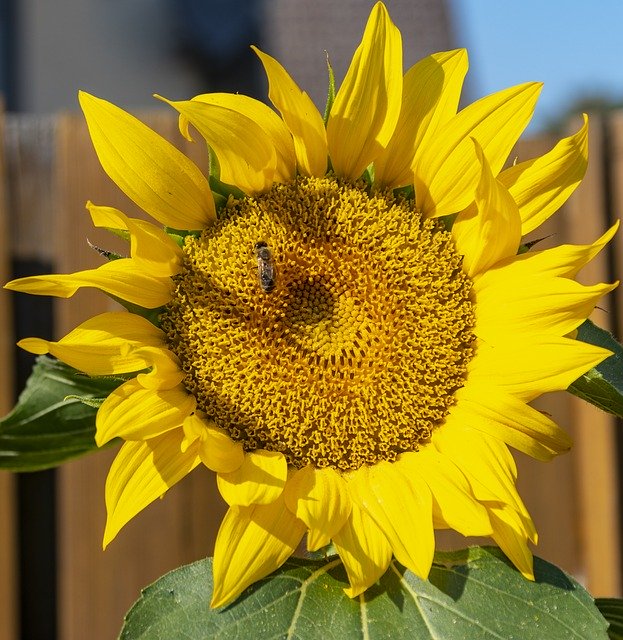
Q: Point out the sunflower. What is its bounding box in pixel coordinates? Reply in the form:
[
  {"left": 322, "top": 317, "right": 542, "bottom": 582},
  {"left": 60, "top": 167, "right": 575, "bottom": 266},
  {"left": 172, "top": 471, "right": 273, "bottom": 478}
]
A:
[{"left": 5, "top": 1, "right": 617, "bottom": 608}]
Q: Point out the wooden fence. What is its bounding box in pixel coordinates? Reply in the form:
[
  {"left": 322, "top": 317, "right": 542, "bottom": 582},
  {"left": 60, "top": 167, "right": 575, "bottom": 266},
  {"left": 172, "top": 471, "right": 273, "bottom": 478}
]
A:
[{"left": 0, "top": 109, "right": 622, "bottom": 639}]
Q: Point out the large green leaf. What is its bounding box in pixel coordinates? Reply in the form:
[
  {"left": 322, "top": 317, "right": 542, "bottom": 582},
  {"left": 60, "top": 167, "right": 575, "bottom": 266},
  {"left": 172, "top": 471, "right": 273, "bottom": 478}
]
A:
[
  {"left": 120, "top": 547, "right": 607, "bottom": 639},
  {"left": 569, "top": 319, "right": 623, "bottom": 418},
  {"left": 596, "top": 598, "right": 623, "bottom": 640},
  {"left": 0, "top": 355, "right": 122, "bottom": 471}
]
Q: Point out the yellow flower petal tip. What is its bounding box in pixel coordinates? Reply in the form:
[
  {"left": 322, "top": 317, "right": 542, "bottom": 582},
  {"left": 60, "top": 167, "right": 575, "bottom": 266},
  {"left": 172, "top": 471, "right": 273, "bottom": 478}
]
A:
[{"left": 7, "top": 1, "right": 617, "bottom": 608}]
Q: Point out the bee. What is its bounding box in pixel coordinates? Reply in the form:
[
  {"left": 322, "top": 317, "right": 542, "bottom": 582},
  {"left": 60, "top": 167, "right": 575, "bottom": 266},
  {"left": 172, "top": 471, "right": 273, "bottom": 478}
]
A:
[{"left": 254, "top": 241, "right": 276, "bottom": 293}]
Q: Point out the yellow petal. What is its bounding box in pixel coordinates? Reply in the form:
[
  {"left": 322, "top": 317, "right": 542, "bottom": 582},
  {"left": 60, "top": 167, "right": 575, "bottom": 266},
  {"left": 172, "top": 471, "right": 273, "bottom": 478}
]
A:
[
  {"left": 16, "top": 311, "right": 164, "bottom": 375},
  {"left": 253, "top": 47, "right": 328, "bottom": 177},
  {"left": 475, "top": 276, "right": 617, "bottom": 343},
  {"left": 103, "top": 431, "right": 201, "bottom": 547},
  {"left": 96, "top": 378, "right": 196, "bottom": 446},
  {"left": 326, "top": 2, "right": 402, "bottom": 179},
  {"left": 187, "top": 92, "right": 296, "bottom": 184},
  {"left": 499, "top": 115, "right": 588, "bottom": 235},
  {"left": 181, "top": 415, "right": 245, "bottom": 473},
  {"left": 452, "top": 141, "right": 522, "bottom": 277},
  {"left": 133, "top": 347, "right": 185, "bottom": 390},
  {"left": 87, "top": 202, "right": 182, "bottom": 277},
  {"left": 489, "top": 504, "right": 535, "bottom": 580},
  {"left": 469, "top": 335, "right": 612, "bottom": 402},
  {"left": 400, "top": 448, "right": 492, "bottom": 537},
  {"left": 4, "top": 258, "right": 173, "bottom": 308},
  {"left": 283, "top": 466, "right": 352, "bottom": 551},
  {"left": 414, "top": 82, "right": 542, "bottom": 217},
  {"left": 453, "top": 384, "right": 572, "bottom": 461},
  {"left": 217, "top": 450, "right": 287, "bottom": 507},
  {"left": 348, "top": 461, "right": 434, "bottom": 579},
  {"left": 473, "top": 222, "right": 619, "bottom": 286},
  {"left": 159, "top": 95, "right": 279, "bottom": 194},
  {"left": 211, "top": 497, "right": 307, "bottom": 608},
  {"left": 433, "top": 421, "right": 534, "bottom": 533},
  {"left": 332, "top": 501, "right": 392, "bottom": 598},
  {"left": 375, "top": 49, "right": 468, "bottom": 187},
  {"left": 79, "top": 91, "right": 215, "bottom": 230}
]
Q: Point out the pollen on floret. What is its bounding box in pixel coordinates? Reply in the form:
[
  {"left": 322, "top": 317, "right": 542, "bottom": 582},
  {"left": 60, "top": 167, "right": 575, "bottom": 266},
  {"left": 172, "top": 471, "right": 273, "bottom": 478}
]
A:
[{"left": 161, "top": 176, "right": 475, "bottom": 471}]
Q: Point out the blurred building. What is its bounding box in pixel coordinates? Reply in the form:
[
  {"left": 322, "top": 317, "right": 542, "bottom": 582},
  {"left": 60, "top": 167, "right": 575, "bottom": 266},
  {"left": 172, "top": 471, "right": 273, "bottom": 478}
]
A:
[
  {"left": 265, "top": 0, "right": 455, "bottom": 107},
  {"left": 6, "top": 0, "right": 455, "bottom": 113}
]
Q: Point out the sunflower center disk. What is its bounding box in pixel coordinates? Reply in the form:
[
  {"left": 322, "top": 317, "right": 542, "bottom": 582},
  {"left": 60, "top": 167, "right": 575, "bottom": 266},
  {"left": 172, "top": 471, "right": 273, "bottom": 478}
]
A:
[{"left": 162, "top": 176, "right": 476, "bottom": 471}]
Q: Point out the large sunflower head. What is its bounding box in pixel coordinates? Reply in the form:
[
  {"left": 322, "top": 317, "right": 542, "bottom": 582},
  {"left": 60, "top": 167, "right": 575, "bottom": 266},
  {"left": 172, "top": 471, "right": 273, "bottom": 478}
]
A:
[{"left": 5, "top": 1, "right": 617, "bottom": 608}]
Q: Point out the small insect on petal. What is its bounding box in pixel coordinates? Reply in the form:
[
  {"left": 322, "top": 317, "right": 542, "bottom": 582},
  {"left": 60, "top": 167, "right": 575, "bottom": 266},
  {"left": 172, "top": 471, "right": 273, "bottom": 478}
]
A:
[{"left": 254, "top": 241, "right": 276, "bottom": 293}]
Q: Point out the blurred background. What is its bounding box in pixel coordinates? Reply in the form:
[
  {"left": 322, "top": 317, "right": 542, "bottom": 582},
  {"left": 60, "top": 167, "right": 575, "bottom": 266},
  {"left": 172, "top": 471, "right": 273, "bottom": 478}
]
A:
[{"left": 1, "top": 1, "right": 623, "bottom": 639}]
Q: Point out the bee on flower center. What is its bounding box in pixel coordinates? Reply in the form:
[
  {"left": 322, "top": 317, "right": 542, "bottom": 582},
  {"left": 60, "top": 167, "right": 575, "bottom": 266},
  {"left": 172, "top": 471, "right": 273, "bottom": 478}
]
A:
[{"left": 254, "top": 241, "right": 276, "bottom": 293}]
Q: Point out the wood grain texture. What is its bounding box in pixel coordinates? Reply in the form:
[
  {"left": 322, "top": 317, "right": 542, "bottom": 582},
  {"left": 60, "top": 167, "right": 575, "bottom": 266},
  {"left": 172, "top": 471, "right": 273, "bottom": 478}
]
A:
[
  {"left": 54, "top": 111, "right": 225, "bottom": 640},
  {"left": 0, "top": 109, "right": 18, "bottom": 640},
  {"left": 564, "top": 115, "right": 621, "bottom": 597}
]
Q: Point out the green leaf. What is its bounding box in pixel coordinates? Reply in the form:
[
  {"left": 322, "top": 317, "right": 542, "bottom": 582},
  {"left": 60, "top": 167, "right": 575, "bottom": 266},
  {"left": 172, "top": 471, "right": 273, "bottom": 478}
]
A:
[
  {"left": 120, "top": 547, "right": 607, "bottom": 640},
  {"left": 569, "top": 319, "right": 623, "bottom": 418},
  {"left": 0, "top": 355, "right": 122, "bottom": 471},
  {"left": 596, "top": 599, "right": 623, "bottom": 640}
]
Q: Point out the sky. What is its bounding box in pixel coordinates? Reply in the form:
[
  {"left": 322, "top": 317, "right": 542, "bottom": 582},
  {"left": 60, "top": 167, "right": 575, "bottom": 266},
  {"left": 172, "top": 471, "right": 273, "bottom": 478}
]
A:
[{"left": 450, "top": 0, "right": 623, "bottom": 132}]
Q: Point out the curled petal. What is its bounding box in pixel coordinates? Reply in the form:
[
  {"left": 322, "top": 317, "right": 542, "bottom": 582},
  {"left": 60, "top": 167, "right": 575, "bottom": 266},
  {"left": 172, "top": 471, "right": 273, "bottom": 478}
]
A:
[
  {"left": 87, "top": 202, "right": 182, "bottom": 277},
  {"left": 159, "top": 95, "right": 279, "bottom": 194},
  {"left": 16, "top": 311, "right": 164, "bottom": 376},
  {"left": 187, "top": 92, "right": 297, "bottom": 184},
  {"left": 499, "top": 114, "right": 589, "bottom": 234},
  {"left": 4, "top": 258, "right": 173, "bottom": 308},
  {"left": 452, "top": 141, "right": 522, "bottom": 277},
  {"left": 181, "top": 414, "right": 245, "bottom": 473},
  {"left": 211, "top": 497, "right": 307, "bottom": 608},
  {"left": 217, "top": 450, "right": 287, "bottom": 507},
  {"left": 79, "top": 91, "right": 215, "bottom": 230},
  {"left": 134, "top": 346, "right": 185, "bottom": 390},
  {"left": 253, "top": 47, "right": 327, "bottom": 177}
]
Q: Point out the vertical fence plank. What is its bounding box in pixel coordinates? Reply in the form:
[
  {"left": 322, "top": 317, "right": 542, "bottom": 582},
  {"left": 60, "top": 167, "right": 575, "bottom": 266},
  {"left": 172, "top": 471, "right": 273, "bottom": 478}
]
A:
[
  {"left": 511, "top": 135, "right": 586, "bottom": 580},
  {"left": 0, "top": 109, "right": 18, "bottom": 640},
  {"left": 54, "top": 111, "right": 226, "bottom": 640},
  {"left": 565, "top": 115, "right": 621, "bottom": 597}
]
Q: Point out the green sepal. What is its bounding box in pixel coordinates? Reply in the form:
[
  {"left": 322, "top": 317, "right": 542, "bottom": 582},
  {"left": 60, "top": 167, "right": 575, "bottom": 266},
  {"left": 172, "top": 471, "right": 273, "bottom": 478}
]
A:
[
  {"left": 208, "top": 175, "right": 244, "bottom": 213},
  {"left": 323, "top": 53, "right": 336, "bottom": 126},
  {"left": 120, "top": 547, "right": 608, "bottom": 640},
  {"left": 595, "top": 598, "right": 623, "bottom": 640},
  {"left": 569, "top": 319, "right": 623, "bottom": 418},
  {"left": 0, "top": 356, "right": 123, "bottom": 471},
  {"left": 518, "top": 234, "right": 553, "bottom": 254},
  {"left": 361, "top": 163, "right": 375, "bottom": 187},
  {"left": 393, "top": 184, "right": 415, "bottom": 202},
  {"left": 304, "top": 543, "right": 338, "bottom": 561},
  {"left": 107, "top": 295, "right": 164, "bottom": 327},
  {"left": 102, "top": 226, "right": 131, "bottom": 244}
]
